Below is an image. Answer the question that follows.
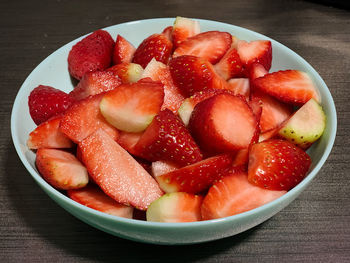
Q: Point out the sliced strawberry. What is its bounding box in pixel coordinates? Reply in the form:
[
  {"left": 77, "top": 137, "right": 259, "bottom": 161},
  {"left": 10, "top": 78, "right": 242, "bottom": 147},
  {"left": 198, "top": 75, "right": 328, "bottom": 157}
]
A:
[
  {"left": 151, "top": 160, "right": 179, "bottom": 178},
  {"left": 134, "top": 109, "right": 202, "bottom": 167},
  {"left": 161, "top": 26, "right": 173, "bottom": 42},
  {"left": 232, "top": 149, "right": 249, "bottom": 169},
  {"left": 68, "top": 184, "right": 134, "bottom": 218},
  {"left": 142, "top": 58, "right": 185, "bottom": 112},
  {"left": 68, "top": 29, "right": 114, "bottom": 80},
  {"left": 248, "top": 139, "right": 312, "bottom": 191},
  {"left": 36, "top": 148, "right": 89, "bottom": 190},
  {"left": 100, "top": 80, "right": 164, "bottom": 132},
  {"left": 28, "top": 85, "right": 74, "bottom": 125},
  {"left": 237, "top": 40, "right": 272, "bottom": 71},
  {"left": 146, "top": 192, "right": 203, "bottom": 222},
  {"left": 155, "top": 154, "right": 233, "bottom": 194},
  {"left": 132, "top": 33, "right": 173, "bottom": 68},
  {"left": 172, "top": 16, "right": 200, "bottom": 48},
  {"left": 69, "top": 71, "right": 122, "bottom": 101},
  {"left": 107, "top": 62, "right": 143, "bottom": 83},
  {"left": 59, "top": 94, "right": 119, "bottom": 143},
  {"left": 117, "top": 131, "right": 143, "bottom": 155},
  {"left": 27, "top": 116, "right": 74, "bottom": 149},
  {"left": 189, "top": 93, "right": 256, "bottom": 154},
  {"left": 214, "top": 47, "right": 245, "bottom": 80},
  {"left": 173, "top": 31, "right": 232, "bottom": 64},
  {"left": 226, "top": 78, "right": 250, "bottom": 99},
  {"left": 248, "top": 62, "right": 268, "bottom": 80},
  {"left": 259, "top": 127, "right": 279, "bottom": 142},
  {"left": 253, "top": 70, "right": 320, "bottom": 105},
  {"left": 201, "top": 171, "right": 286, "bottom": 220},
  {"left": 79, "top": 129, "right": 163, "bottom": 210},
  {"left": 112, "top": 34, "right": 136, "bottom": 65}
]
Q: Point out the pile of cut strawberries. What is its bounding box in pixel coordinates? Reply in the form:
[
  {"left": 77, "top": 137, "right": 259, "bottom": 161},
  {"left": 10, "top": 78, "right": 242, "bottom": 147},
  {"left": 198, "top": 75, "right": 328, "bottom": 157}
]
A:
[{"left": 27, "top": 17, "right": 326, "bottom": 222}]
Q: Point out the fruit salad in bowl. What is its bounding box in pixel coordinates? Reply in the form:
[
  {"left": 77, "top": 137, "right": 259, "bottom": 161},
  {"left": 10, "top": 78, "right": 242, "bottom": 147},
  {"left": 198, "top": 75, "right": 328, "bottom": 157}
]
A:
[{"left": 11, "top": 17, "right": 336, "bottom": 244}]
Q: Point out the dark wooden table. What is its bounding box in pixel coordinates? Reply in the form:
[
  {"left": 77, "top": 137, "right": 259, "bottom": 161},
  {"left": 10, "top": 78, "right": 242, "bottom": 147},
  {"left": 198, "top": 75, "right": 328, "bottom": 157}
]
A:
[{"left": 1, "top": 0, "right": 349, "bottom": 262}]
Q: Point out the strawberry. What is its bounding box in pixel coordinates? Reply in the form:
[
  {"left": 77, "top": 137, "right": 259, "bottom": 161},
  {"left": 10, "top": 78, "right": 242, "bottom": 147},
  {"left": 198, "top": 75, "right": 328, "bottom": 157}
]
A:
[
  {"left": 236, "top": 40, "right": 272, "bottom": 71},
  {"left": 151, "top": 160, "right": 179, "bottom": 178},
  {"left": 161, "top": 26, "right": 173, "bottom": 42},
  {"left": 132, "top": 33, "right": 173, "bottom": 68},
  {"left": 28, "top": 85, "right": 74, "bottom": 125},
  {"left": 100, "top": 80, "right": 164, "bottom": 132},
  {"left": 169, "top": 55, "right": 227, "bottom": 97},
  {"left": 259, "top": 127, "right": 279, "bottom": 142},
  {"left": 79, "top": 129, "right": 163, "bottom": 210},
  {"left": 173, "top": 31, "right": 232, "bottom": 64},
  {"left": 68, "top": 184, "right": 134, "bottom": 218},
  {"left": 155, "top": 154, "right": 233, "bottom": 194},
  {"left": 134, "top": 109, "right": 203, "bottom": 167},
  {"left": 189, "top": 93, "right": 257, "bottom": 155},
  {"left": 142, "top": 58, "right": 185, "bottom": 112},
  {"left": 36, "top": 148, "right": 89, "bottom": 190},
  {"left": 248, "top": 139, "right": 312, "bottom": 190},
  {"left": 226, "top": 78, "right": 250, "bottom": 99},
  {"left": 59, "top": 94, "right": 119, "bottom": 143},
  {"left": 253, "top": 70, "right": 320, "bottom": 105},
  {"left": 112, "top": 34, "right": 136, "bottom": 65},
  {"left": 69, "top": 71, "right": 122, "bottom": 101},
  {"left": 27, "top": 116, "right": 73, "bottom": 150},
  {"left": 68, "top": 29, "right": 114, "bottom": 80},
  {"left": 214, "top": 47, "right": 245, "bottom": 80},
  {"left": 117, "top": 131, "right": 143, "bottom": 155},
  {"left": 172, "top": 16, "right": 200, "bottom": 48},
  {"left": 248, "top": 62, "right": 268, "bottom": 80},
  {"left": 107, "top": 62, "right": 143, "bottom": 83},
  {"left": 201, "top": 171, "right": 286, "bottom": 220}
]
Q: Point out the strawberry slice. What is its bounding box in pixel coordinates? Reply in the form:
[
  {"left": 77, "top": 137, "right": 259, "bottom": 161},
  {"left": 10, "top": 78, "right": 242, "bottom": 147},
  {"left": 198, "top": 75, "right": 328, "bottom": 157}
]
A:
[
  {"left": 134, "top": 109, "right": 202, "bottom": 167},
  {"left": 253, "top": 70, "right": 320, "bottom": 105},
  {"left": 36, "top": 148, "right": 89, "bottom": 190},
  {"left": 236, "top": 40, "right": 272, "bottom": 71},
  {"left": 189, "top": 93, "right": 257, "bottom": 155},
  {"left": 107, "top": 62, "right": 143, "bottom": 84},
  {"left": 28, "top": 85, "right": 74, "bottom": 125},
  {"left": 142, "top": 58, "right": 185, "bottom": 112},
  {"left": 226, "top": 78, "right": 250, "bottom": 99},
  {"left": 112, "top": 34, "right": 136, "bottom": 65},
  {"left": 100, "top": 80, "right": 164, "bottom": 132},
  {"left": 248, "top": 139, "right": 312, "bottom": 190},
  {"left": 248, "top": 62, "right": 268, "bottom": 80},
  {"left": 69, "top": 71, "right": 122, "bottom": 101},
  {"left": 214, "top": 47, "right": 245, "bottom": 80},
  {"left": 117, "top": 131, "right": 143, "bottom": 155},
  {"left": 155, "top": 154, "right": 233, "bottom": 194},
  {"left": 79, "top": 129, "right": 163, "bottom": 210},
  {"left": 151, "top": 160, "right": 179, "bottom": 178},
  {"left": 146, "top": 192, "right": 203, "bottom": 223},
  {"left": 67, "top": 184, "right": 134, "bottom": 218},
  {"left": 132, "top": 33, "right": 173, "bottom": 68},
  {"left": 68, "top": 29, "right": 114, "bottom": 80},
  {"left": 59, "top": 94, "right": 119, "bottom": 143},
  {"left": 172, "top": 16, "right": 200, "bottom": 48},
  {"left": 27, "top": 116, "right": 73, "bottom": 150},
  {"left": 173, "top": 31, "right": 232, "bottom": 64},
  {"left": 201, "top": 171, "right": 286, "bottom": 220},
  {"left": 161, "top": 26, "right": 173, "bottom": 42}
]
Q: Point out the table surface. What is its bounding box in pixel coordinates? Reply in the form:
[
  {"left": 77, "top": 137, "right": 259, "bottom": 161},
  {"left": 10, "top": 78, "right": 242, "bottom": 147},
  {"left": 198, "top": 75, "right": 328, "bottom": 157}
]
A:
[{"left": 1, "top": 0, "right": 349, "bottom": 262}]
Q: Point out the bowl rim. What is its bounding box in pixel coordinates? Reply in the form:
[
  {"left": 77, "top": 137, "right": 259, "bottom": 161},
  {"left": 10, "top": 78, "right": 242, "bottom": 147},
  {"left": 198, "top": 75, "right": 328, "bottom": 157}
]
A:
[{"left": 10, "top": 17, "right": 337, "bottom": 229}]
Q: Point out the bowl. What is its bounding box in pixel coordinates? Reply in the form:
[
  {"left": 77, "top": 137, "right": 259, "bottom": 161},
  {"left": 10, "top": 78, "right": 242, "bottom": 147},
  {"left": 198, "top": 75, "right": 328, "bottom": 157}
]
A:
[{"left": 11, "top": 18, "right": 337, "bottom": 245}]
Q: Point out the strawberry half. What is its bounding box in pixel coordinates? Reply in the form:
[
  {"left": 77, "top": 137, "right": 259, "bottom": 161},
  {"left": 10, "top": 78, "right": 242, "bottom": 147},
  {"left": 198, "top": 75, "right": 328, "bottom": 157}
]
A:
[
  {"left": 132, "top": 33, "right": 173, "bottom": 68},
  {"left": 28, "top": 85, "right": 74, "bottom": 125},
  {"left": 214, "top": 47, "right": 245, "bottom": 80},
  {"left": 155, "top": 154, "right": 233, "bottom": 194},
  {"left": 68, "top": 29, "right": 114, "bottom": 80},
  {"left": 107, "top": 62, "right": 143, "bottom": 84},
  {"left": 112, "top": 34, "right": 136, "bottom": 65},
  {"left": 172, "top": 16, "right": 200, "bottom": 48},
  {"left": 134, "top": 109, "right": 202, "bottom": 167},
  {"left": 236, "top": 40, "right": 272, "bottom": 71},
  {"left": 173, "top": 31, "right": 232, "bottom": 64},
  {"left": 248, "top": 139, "right": 312, "bottom": 191}
]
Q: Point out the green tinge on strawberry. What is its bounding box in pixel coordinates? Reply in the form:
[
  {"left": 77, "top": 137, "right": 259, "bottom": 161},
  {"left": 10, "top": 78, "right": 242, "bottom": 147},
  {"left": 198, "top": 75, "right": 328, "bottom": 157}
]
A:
[
  {"left": 278, "top": 98, "right": 326, "bottom": 149},
  {"left": 100, "top": 80, "right": 164, "bottom": 132},
  {"left": 107, "top": 62, "right": 143, "bottom": 84},
  {"left": 237, "top": 40, "right": 272, "bottom": 71},
  {"left": 36, "top": 148, "right": 89, "bottom": 190},
  {"left": 146, "top": 192, "right": 203, "bottom": 223},
  {"left": 134, "top": 109, "right": 203, "bottom": 167},
  {"left": 79, "top": 129, "right": 163, "bottom": 210},
  {"left": 201, "top": 171, "right": 286, "bottom": 220},
  {"left": 59, "top": 93, "right": 119, "bottom": 143},
  {"left": 226, "top": 78, "right": 250, "bottom": 99},
  {"left": 68, "top": 184, "right": 134, "bottom": 218},
  {"left": 132, "top": 33, "right": 173, "bottom": 68},
  {"left": 248, "top": 139, "right": 312, "bottom": 191},
  {"left": 214, "top": 47, "right": 245, "bottom": 80},
  {"left": 27, "top": 116, "right": 74, "bottom": 150},
  {"left": 112, "top": 34, "right": 136, "bottom": 65},
  {"left": 172, "top": 16, "right": 200, "bottom": 48},
  {"left": 253, "top": 70, "right": 320, "bottom": 105},
  {"left": 68, "top": 29, "right": 114, "bottom": 80},
  {"left": 155, "top": 154, "right": 233, "bottom": 194},
  {"left": 69, "top": 71, "right": 122, "bottom": 101}
]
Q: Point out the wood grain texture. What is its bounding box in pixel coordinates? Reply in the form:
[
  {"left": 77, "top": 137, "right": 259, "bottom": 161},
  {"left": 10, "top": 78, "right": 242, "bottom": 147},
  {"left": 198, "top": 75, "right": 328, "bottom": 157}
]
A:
[{"left": 1, "top": 0, "right": 349, "bottom": 262}]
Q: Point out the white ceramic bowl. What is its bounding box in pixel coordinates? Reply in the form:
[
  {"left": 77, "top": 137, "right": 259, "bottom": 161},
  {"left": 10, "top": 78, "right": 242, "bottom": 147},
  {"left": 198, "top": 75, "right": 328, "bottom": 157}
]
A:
[{"left": 11, "top": 18, "right": 337, "bottom": 245}]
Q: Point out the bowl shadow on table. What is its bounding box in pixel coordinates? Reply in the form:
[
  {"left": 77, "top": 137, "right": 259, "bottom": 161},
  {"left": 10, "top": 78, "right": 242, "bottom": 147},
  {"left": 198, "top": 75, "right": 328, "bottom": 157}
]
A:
[{"left": 5, "top": 141, "right": 260, "bottom": 262}]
